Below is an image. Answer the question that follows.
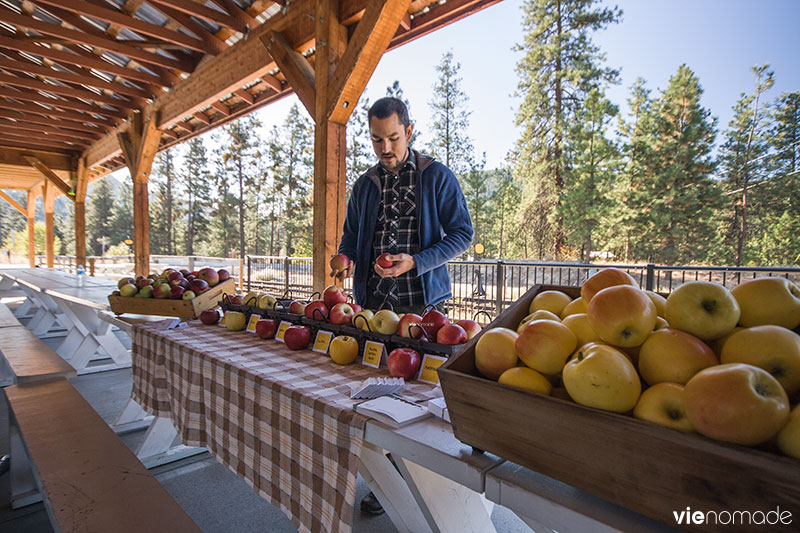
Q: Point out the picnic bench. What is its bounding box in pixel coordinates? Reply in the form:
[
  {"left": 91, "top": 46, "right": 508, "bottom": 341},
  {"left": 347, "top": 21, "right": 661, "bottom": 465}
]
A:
[{"left": 4, "top": 378, "right": 201, "bottom": 531}]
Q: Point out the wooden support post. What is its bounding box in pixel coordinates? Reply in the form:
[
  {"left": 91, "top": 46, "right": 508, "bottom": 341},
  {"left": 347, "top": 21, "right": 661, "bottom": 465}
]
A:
[
  {"left": 118, "top": 112, "right": 161, "bottom": 277},
  {"left": 26, "top": 189, "right": 36, "bottom": 267},
  {"left": 73, "top": 159, "right": 89, "bottom": 271},
  {"left": 43, "top": 181, "right": 55, "bottom": 268},
  {"left": 22, "top": 156, "right": 75, "bottom": 201}
]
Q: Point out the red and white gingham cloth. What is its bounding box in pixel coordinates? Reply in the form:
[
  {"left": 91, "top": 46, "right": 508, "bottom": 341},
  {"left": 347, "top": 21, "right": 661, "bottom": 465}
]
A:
[{"left": 131, "top": 320, "right": 439, "bottom": 533}]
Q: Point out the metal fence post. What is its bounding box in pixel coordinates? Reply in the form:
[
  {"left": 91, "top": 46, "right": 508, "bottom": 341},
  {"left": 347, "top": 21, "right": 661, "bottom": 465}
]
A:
[
  {"left": 495, "top": 260, "right": 505, "bottom": 315},
  {"left": 284, "top": 257, "right": 290, "bottom": 296},
  {"left": 646, "top": 263, "right": 655, "bottom": 291}
]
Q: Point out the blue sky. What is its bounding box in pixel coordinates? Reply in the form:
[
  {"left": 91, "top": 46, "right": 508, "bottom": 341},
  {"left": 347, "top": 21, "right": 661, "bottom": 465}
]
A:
[{"left": 115, "top": 0, "right": 799, "bottom": 181}]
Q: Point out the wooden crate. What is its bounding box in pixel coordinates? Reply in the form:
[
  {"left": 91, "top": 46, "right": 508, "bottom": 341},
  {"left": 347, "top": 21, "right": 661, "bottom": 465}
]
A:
[
  {"left": 439, "top": 284, "right": 800, "bottom": 530},
  {"left": 108, "top": 279, "right": 235, "bottom": 318}
]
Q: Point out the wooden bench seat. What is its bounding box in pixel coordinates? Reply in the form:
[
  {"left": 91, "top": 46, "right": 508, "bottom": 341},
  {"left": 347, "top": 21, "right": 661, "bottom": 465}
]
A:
[
  {"left": 0, "top": 314, "right": 76, "bottom": 386},
  {"left": 5, "top": 378, "right": 201, "bottom": 532},
  {"left": 0, "top": 301, "right": 20, "bottom": 328}
]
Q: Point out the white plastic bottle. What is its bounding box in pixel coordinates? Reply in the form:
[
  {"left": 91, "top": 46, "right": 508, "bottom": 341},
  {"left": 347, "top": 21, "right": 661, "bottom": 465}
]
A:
[{"left": 77, "top": 264, "right": 85, "bottom": 287}]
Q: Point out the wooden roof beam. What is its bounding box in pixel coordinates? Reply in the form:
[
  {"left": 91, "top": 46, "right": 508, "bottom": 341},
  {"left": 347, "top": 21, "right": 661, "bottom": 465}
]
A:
[
  {"left": 148, "top": 3, "right": 227, "bottom": 55},
  {"left": 149, "top": 0, "right": 248, "bottom": 33},
  {"left": 0, "top": 72, "right": 138, "bottom": 111},
  {"left": 0, "top": 109, "right": 103, "bottom": 134},
  {"left": 0, "top": 189, "right": 27, "bottom": 216},
  {"left": 0, "top": 129, "right": 88, "bottom": 150},
  {"left": 0, "top": 87, "right": 127, "bottom": 119},
  {"left": 23, "top": 155, "right": 75, "bottom": 200},
  {"left": 0, "top": 118, "right": 98, "bottom": 142},
  {"left": 0, "top": 97, "right": 116, "bottom": 127},
  {"left": 209, "top": 0, "right": 259, "bottom": 32},
  {"left": 32, "top": 0, "right": 218, "bottom": 56},
  {"left": 263, "top": 30, "right": 315, "bottom": 118},
  {"left": 1, "top": 9, "right": 194, "bottom": 72},
  {"left": 0, "top": 146, "right": 75, "bottom": 170},
  {"left": 0, "top": 134, "right": 82, "bottom": 152}
]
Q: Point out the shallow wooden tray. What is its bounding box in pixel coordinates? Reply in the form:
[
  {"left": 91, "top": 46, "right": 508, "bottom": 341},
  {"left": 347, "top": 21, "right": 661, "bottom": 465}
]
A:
[
  {"left": 108, "top": 278, "right": 235, "bottom": 318},
  {"left": 438, "top": 284, "right": 800, "bottom": 531}
]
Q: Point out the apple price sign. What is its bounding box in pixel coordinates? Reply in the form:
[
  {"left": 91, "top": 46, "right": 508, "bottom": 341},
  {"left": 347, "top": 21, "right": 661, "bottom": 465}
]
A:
[
  {"left": 246, "top": 315, "right": 260, "bottom": 334},
  {"left": 361, "top": 341, "right": 386, "bottom": 369},
  {"left": 275, "top": 321, "right": 293, "bottom": 343},
  {"left": 313, "top": 330, "right": 334, "bottom": 354},
  {"left": 417, "top": 354, "right": 448, "bottom": 385}
]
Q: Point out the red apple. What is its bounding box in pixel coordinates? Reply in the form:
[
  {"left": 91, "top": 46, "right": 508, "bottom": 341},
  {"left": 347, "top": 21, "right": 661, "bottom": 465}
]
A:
[
  {"left": 136, "top": 277, "right": 154, "bottom": 289},
  {"left": 437, "top": 323, "right": 468, "bottom": 345},
  {"left": 199, "top": 308, "right": 222, "bottom": 325},
  {"left": 169, "top": 285, "right": 185, "bottom": 300},
  {"left": 455, "top": 319, "right": 482, "bottom": 339},
  {"left": 185, "top": 274, "right": 196, "bottom": 282},
  {"left": 289, "top": 300, "right": 307, "bottom": 315},
  {"left": 217, "top": 269, "right": 231, "bottom": 283},
  {"left": 256, "top": 318, "right": 278, "bottom": 339},
  {"left": 188, "top": 278, "right": 209, "bottom": 295},
  {"left": 167, "top": 271, "right": 184, "bottom": 283},
  {"left": 198, "top": 267, "right": 220, "bottom": 287},
  {"left": 387, "top": 348, "right": 422, "bottom": 380},
  {"left": 117, "top": 277, "right": 135, "bottom": 289},
  {"left": 330, "top": 254, "right": 351, "bottom": 272},
  {"left": 304, "top": 300, "right": 329, "bottom": 321},
  {"left": 284, "top": 325, "right": 311, "bottom": 350},
  {"left": 398, "top": 313, "right": 424, "bottom": 339},
  {"left": 179, "top": 269, "right": 191, "bottom": 277},
  {"left": 421, "top": 308, "right": 449, "bottom": 341},
  {"left": 376, "top": 253, "right": 395, "bottom": 269},
  {"left": 329, "top": 302, "right": 356, "bottom": 325},
  {"left": 170, "top": 277, "right": 188, "bottom": 288},
  {"left": 351, "top": 303, "right": 363, "bottom": 313},
  {"left": 228, "top": 294, "right": 243, "bottom": 305},
  {"left": 323, "top": 284, "right": 348, "bottom": 308},
  {"left": 152, "top": 282, "right": 171, "bottom": 299}
]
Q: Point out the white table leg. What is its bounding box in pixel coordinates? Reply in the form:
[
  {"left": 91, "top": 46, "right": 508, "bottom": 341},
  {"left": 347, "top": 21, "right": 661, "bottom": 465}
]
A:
[
  {"left": 395, "top": 455, "right": 496, "bottom": 533},
  {"left": 135, "top": 416, "right": 205, "bottom": 468},
  {"left": 358, "top": 442, "right": 433, "bottom": 533},
  {"left": 0, "top": 275, "right": 15, "bottom": 290},
  {"left": 112, "top": 397, "right": 153, "bottom": 433},
  {"left": 9, "top": 420, "right": 42, "bottom": 508},
  {"left": 12, "top": 298, "right": 33, "bottom": 318}
]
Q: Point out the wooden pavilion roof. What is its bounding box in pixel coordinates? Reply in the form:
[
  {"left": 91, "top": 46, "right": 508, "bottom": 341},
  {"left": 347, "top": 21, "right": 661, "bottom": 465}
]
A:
[{"left": 0, "top": 0, "right": 501, "bottom": 194}]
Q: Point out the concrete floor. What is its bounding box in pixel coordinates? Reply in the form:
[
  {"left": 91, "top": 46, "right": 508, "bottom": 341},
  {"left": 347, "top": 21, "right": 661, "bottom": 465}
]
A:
[{"left": 0, "top": 294, "right": 530, "bottom": 533}]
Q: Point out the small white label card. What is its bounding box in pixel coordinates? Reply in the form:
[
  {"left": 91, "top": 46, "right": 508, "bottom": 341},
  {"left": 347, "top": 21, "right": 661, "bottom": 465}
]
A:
[
  {"left": 417, "top": 354, "right": 448, "bottom": 385},
  {"left": 361, "top": 340, "right": 386, "bottom": 369},
  {"left": 246, "top": 314, "right": 260, "bottom": 333},
  {"left": 313, "top": 330, "right": 334, "bottom": 353},
  {"left": 275, "top": 321, "right": 293, "bottom": 343}
]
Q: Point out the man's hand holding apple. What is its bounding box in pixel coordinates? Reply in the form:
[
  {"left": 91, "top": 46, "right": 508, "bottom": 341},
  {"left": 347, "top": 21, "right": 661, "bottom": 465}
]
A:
[
  {"left": 375, "top": 253, "right": 416, "bottom": 278},
  {"left": 329, "top": 254, "right": 353, "bottom": 281}
]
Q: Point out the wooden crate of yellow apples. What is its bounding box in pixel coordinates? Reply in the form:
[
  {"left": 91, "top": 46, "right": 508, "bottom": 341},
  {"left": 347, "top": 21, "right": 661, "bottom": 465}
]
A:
[{"left": 439, "top": 269, "right": 800, "bottom": 529}]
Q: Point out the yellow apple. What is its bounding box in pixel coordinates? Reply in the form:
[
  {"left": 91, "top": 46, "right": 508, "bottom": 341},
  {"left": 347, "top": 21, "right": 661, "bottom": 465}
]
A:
[
  {"left": 586, "top": 285, "right": 657, "bottom": 347},
  {"left": 665, "top": 281, "right": 740, "bottom": 341},
  {"left": 475, "top": 328, "right": 519, "bottom": 380},
  {"left": 776, "top": 404, "right": 800, "bottom": 459},
  {"left": 329, "top": 336, "right": 359, "bottom": 365},
  {"left": 562, "top": 342, "right": 642, "bottom": 413},
  {"left": 684, "top": 363, "right": 790, "bottom": 446},
  {"left": 638, "top": 328, "right": 719, "bottom": 386},
  {"left": 710, "top": 326, "right": 744, "bottom": 357},
  {"left": 561, "top": 313, "right": 601, "bottom": 348},
  {"left": 731, "top": 277, "right": 800, "bottom": 329},
  {"left": 529, "top": 290, "right": 572, "bottom": 316},
  {"left": 498, "top": 367, "right": 552, "bottom": 396},
  {"left": 720, "top": 325, "right": 800, "bottom": 396},
  {"left": 352, "top": 309, "right": 374, "bottom": 331},
  {"left": 243, "top": 291, "right": 259, "bottom": 306},
  {"left": 370, "top": 309, "right": 400, "bottom": 335},
  {"left": 560, "top": 297, "right": 588, "bottom": 319},
  {"left": 581, "top": 267, "right": 637, "bottom": 305},
  {"left": 645, "top": 290, "right": 667, "bottom": 317},
  {"left": 633, "top": 382, "right": 693, "bottom": 432},
  {"left": 224, "top": 310, "right": 247, "bottom": 331},
  {"left": 517, "top": 310, "right": 560, "bottom": 333},
  {"left": 515, "top": 320, "right": 578, "bottom": 375},
  {"left": 653, "top": 316, "right": 669, "bottom": 330}
]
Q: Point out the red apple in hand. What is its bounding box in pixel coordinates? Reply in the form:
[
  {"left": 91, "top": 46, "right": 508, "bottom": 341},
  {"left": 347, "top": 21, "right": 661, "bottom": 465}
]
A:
[
  {"left": 256, "top": 318, "right": 278, "bottom": 339},
  {"left": 199, "top": 308, "right": 222, "bottom": 325},
  {"left": 329, "top": 302, "right": 356, "bottom": 325},
  {"left": 437, "top": 323, "right": 468, "bottom": 345},
  {"left": 304, "top": 300, "right": 329, "bottom": 321},
  {"left": 330, "top": 254, "right": 351, "bottom": 273},
  {"left": 388, "top": 348, "right": 422, "bottom": 380},
  {"left": 323, "top": 284, "right": 348, "bottom": 308},
  {"left": 284, "top": 325, "right": 311, "bottom": 350},
  {"left": 421, "top": 308, "right": 449, "bottom": 341},
  {"left": 376, "top": 253, "right": 395, "bottom": 269}
]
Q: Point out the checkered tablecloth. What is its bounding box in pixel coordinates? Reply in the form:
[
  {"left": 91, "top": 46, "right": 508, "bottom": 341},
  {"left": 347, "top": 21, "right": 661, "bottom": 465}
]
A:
[{"left": 131, "top": 320, "right": 440, "bottom": 533}]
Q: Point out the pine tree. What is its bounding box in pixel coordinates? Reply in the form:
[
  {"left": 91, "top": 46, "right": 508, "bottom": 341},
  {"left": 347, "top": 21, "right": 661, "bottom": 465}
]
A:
[
  {"left": 109, "top": 180, "right": 134, "bottom": 248},
  {"left": 427, "top": 51, "right": 474, "bottom": 179},
  {"left": 460, "top": 154, "right": 489, "bottom": 253},
  {"left": 86, "top": 177, "right": 115, "bottom": 256},
  {"left": 561, "top": 89, "right": 620, "bottom": 262},
  {"left": 150, "top": 148, "right": 182, "bottom": 255},
  {"left": 645, "top": 65, "right": 720, "bottom": 264},
  {"left": 346, "top": 97, "right": 372, "bottom": 197},
  {"left": 215, "top": 115, "right": 263, "bottom": 258},
  {"left": 0, "top": 190, "right": 26, "bottom": 251},
  {"left": 181, "top": 138, "right": 212, "bottom": 256},
  {"left": 386, "top": 80, "right": 420, "bottom": 146},
  {"left": 513, "top": 0, "right": 620, "bottom": 259}
]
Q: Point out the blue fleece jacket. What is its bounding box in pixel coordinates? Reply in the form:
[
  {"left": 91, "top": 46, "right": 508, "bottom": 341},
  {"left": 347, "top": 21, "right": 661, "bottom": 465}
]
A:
[{"left": 338, "top": 150, "right": 474, "bottom": 307}]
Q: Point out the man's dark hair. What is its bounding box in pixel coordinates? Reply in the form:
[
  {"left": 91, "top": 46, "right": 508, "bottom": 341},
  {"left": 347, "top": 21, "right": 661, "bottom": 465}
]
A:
[{"left": 368, "top": 97, "right": 410, "bottom": 128}]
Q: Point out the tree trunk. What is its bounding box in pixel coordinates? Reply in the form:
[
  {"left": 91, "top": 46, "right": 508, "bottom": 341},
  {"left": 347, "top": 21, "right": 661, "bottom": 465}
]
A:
[{"left": 552, "top": 0, "right": 566, "bottom": 259}]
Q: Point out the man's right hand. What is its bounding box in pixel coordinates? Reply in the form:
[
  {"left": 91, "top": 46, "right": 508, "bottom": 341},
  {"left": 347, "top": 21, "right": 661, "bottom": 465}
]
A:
[{"left": 329, "top": 254, "right": 353, "bottom": 281}]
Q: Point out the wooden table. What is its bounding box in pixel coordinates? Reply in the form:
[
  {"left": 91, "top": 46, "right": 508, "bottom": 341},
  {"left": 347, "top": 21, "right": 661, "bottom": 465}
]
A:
[{"left": 0, "top": 269, "right": 130, "bottom": 374}]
